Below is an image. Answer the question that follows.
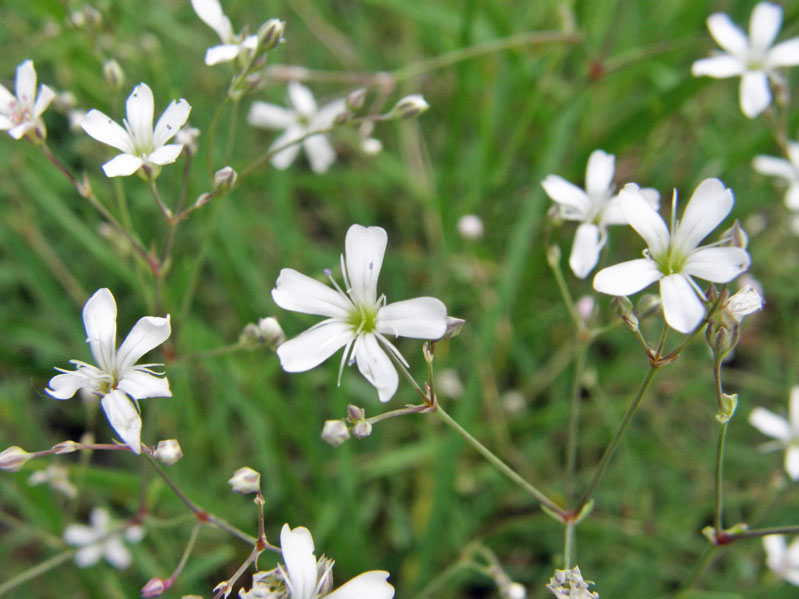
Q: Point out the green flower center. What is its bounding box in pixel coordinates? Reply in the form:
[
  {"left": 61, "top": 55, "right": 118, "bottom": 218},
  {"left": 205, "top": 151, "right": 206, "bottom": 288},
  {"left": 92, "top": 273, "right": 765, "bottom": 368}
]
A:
[
  {"left": 654, "top": 243, "right": 687, "bottom": 276},
  {"left": 348, "top": 303, "right": 378, "bottom": 334}
]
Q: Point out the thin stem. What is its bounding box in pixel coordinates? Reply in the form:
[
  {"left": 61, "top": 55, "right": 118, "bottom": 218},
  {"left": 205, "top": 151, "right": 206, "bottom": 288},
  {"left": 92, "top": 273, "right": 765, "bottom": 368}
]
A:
[
  {"left": 367, "top": 403, "right": 433, "bottom": 425},
  {"left": 214, "top": 545, "right": 262, "bottom": 599},
  {"left": 714, "top": 420, "right": 730, "bottom": 533},
  {"left": 0, "top": 549, "right": 75, "bottom": 596},
  {"left": 548, "top": 247, "right": 584, "bottom": 334},
  {"left": 150, "top": 179, "right": 173, "bottom": 220},
  {"left": 224, "top": 99, "right": 240, "bottom": 164},
  {"left": 724, "top": 525, "right": 799, "bottom": 541},
  {"left": 563, "top": 521, "right": 576, "bottom": 569},
  {"left": 166, "top": 520, "right": 201, "bottom": 586},
  {"left": 565, "top": 344, "right": 587, "bottom": 503}
]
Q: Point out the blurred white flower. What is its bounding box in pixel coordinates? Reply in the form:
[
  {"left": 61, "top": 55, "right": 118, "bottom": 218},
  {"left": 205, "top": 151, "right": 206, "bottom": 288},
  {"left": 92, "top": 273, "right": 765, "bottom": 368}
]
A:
[
  {"left": 28, "top": 464, "right": 77, "bottom": 498},
  {"left": 749, "top": 386, "right": 799, "bottom": 481},
  {"left": 46, "top": 288, "right": 171, "bottom": 454},
  {"left": 593, "top": 179, "right": 750, "bottom": 333},
  {"left": 436, "top": 369, "right": 464, "bottom": 398},
  {"left": 272, "top": 225, "right": 447, "bottom": 402},
  {"left": 64, "top": 508, "right": 144, "bottom": 569},
  {"left": 457, "top": 214, "right": 484, "bottom": 241},
  {"left": 723, "top": 284, "right": 763, "bottom": 323},
  {"left": 753, "top": 141, "right": 799, "bottom": 210},
  {"left": 191, "top": 0, "right": 258, "bottom": 65},
  {"left": 247, "top": 82, "right": 347, "bottom": 174},
  {"left": 0, "top": 59, "right": 55, "bottom": 140},
  {"left": 542, "top": 150, "right": 659, "bottom": 278},
  {"left": 81, "top": 82, "right": 190, "bottom": 177},
  {"left": 692, "top": 2, "right": 799, "bottom": 118},
  {"left": 764, "top": 534, "right": 799, "bottom": 585},
  {"left": 361, "top": 137, "right": 383, "bottom": 156}
]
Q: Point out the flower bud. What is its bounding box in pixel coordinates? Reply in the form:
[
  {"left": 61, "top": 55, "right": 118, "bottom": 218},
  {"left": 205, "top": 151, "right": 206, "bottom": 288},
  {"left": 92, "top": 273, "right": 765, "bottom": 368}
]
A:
[
  {"left": 257, "top": 19, "right": 285, "bottom": 52},
  {"left": 389, "top": 94, "right": 429, "bottom": 119},
  {"left": 0, "top": 446, "right": 31, "bottom": 472},
  {"left": 228, "top": 467, "right": 261, "bottom": 494},
  {"left": 103, "top": 59, "right": 125, "bottom": 91},
  {"left": 334, "top": 110, "right": 353, "bottom": 125},
  {"left": 214, "top": 166, "right": 238, "bottom": 192},
  {"left": 352, "top": 420, "right": 373, "bottom": 439},
  {"left": 716, "top": 392, "right": 738, "bottom": 424},
  {"left": 175, "top": 126, "right": 200, "bottom": 156},
  {"left": 346, "top": 88, "right": 367, "bottom": 111},
  {"left": 546, "top": 244, "right": 561, "bottom": 267},
  {"left": 154, "top": 439, "right": 183, "bottom": 465},
  {"left": 360, "top": 137, "right": 382, "bottom": 155},
  {"left": 193, "top": 192, "right": 213, "bottom": 210},
  {"left": 440, "top": 316, "right": 466, "bottom": 341},
  {"left": 610, "top": 296, "right": 638, "bottom": 332},
  {"left": 346, "top": 404, "right": 366, "bottom": 422},
  {"left": 141, "top": 577, "right": 167, "bottom": 597},
  {"left": 52, "top": 440, "right": 81, "bottom": 455},
  {"left": 720, "top": 219, "right": 748, "bottom": 249},
  {"left": 457, "top": 214, "right": 484, "bottom": 240},
  {"left": 240, "top": 317, "right": 286, "bottom": 350},
  {"left": 321, "top": 420, "right": 350, "bottom": 447}
]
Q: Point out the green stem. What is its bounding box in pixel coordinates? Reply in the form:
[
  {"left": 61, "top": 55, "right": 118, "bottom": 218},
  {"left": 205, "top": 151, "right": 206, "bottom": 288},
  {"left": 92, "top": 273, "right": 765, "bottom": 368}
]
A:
[
  {"left": 712, "top": 355, "right": 728, "bottom": 533},
  {"left": 548, "top": 246, "right": 584, "bottom": 333},
  {"left": 224, "top": 99, "right": 240, "bottom": 165},
  {"left": 0, "top": 549, "right": 75, "bottom": 596},
  {"left": 565, "top": 344, "right": 587, "bottom": 503},
  {"left": 563, "top": 521, "right": 576, "bottom": 568},
  {"left": 166, "top": 520, "right": 201, "bottom": 586},
  {"left": 206, "top": 97, "right": 232, "bottom": 178},
  {"left": 724, "top": 525, "right": 799, "bottom": 541}
]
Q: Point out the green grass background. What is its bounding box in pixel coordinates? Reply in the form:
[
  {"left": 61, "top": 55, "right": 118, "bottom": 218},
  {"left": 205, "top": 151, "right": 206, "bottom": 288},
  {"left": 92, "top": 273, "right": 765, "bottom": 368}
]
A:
[{"left": 1, "top": 0, "right": 798, "bottom": 597}]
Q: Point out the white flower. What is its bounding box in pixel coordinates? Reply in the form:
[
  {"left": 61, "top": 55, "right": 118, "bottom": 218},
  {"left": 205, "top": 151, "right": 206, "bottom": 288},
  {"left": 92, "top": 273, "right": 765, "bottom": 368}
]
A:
[
  {"left": 81, "top": 82, "right": 190, "bottom": 177},
  {"left": 63, "top": 508, "right": 144, "bottom": 569},
  {"left": 749, "top": 386, "right": 799, "bottom": 481},
  {"left": 247, "top": 82, "right": 347, "bottom": 174},
  {"left": 191, "top": 0, "right": 258, "bottom": 65},
  {"left": 46, "top": 288, "right": 171, "bottom": 454},
  {"left": 273, "top": 225, "right": 447, "bottom": 402},
  {"left": 28, "top": 464, "right": 78, "bottom": 498},
  {"left": 457, "top": 214, "right": 484, "bottom": 241},
  {"left": 542, "top": 150, "right": 659, "bottom": 278},
  {"left": 724, "top": 284, "right": 763, "bottom": 323},
  {"left": 753, "top": 142, "right": 799, "bottom": 211},
  {"left": 764, "top": 535, "right": 799, "bottom": 585},
  {"left": 692, "top": 2, "right": 799, "bottom": 118},
  {"left": 0, "top": 59, "right": 55, "bottom": 140},
  {"left": 593, "top": 179, "right": 750, "bottom": 333}
]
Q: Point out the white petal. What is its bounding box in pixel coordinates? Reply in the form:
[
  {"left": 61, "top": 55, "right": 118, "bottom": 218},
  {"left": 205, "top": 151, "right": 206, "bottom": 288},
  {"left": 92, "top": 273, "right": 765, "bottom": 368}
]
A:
[
  {"left": 377, "top": 297, "right": 447, "bottom": 339},
  {"left": 345, "top": 225, "right": 387, "bottom": 306},
  {"left": 749, "top": 407, "right": 791, "bottom": 441},
  {"left": 125, "top": 83, "right": 154, "bottom": 146},
  {"left": 354, "top": 334, "right": 398, "bottom": 402},
  {"left": 691, "top": 55, "right": 745, "bottom": 78},
  {"left": 83, "top": 288, "right": 117, "bottom": 373},
  {"left": 303, "top": 134, "right": 336, "bottom": 174},
  {"left": 787, "top": 184, "right": 799, "bottom": 211},
  {"left": 116, "top": 315, "right": 171, "bottom": 372},
  {"left": 269, "top": 128, "right": 304, "bottom": 169},
  {"left": 64, "top": 524, "right": 97, "bottom": 547},
  {"left": 272, "top": 268, "right": 352, "bottom": 318},
  {"left": 90, "top": 508, "right": 111, "bottom": 531},
  {"left": 33, "top": 84, "right": 55, "bottom": 118},
  {"left": 593, "top": 259, "right": 662, "bottom": 296},
  {"left": 103, "top": 537, "right": 132, "bottom": 569},
  {"left": 585, "top": 149, "right": 614, "bottom": 198},
  {"left": 784, "top": 446, "right": 799, "bottom": 481},
  {"left": 118, "top": 369, "right": 171, "bottom": 400},
  {"left": 191, "top": 0, "right": 234, "bottom": 42},
  {"left": 767, "top": 38, "right": 799, "bottom": 67},
  {"left": 749, "top": 1, "right": 782, "bottom": 52},
  {"left": 280, "top": 524, "right": 318, "bottom": 599},
  {"left": 205, "top": 44, "right": 243, "bottom": 66},
  {"left": 790, "top": 386, "right": 799, "bottom": 435},
  {"left": 541, "top": 175, "right": 590, "bottom": 220},
  {"left": 74, "top": 544, "right": 104, "bottom": 568},
  {"left": 146, "top": 144, "right": 183, "bottom": 165},
  {"left": 101, "top": 390, "right": 142, "bottom": 454},
  {"left": 707, "top": 13, "right": 749, "bottom": 57},
  {"left": 102, "top": 154, "right": 144, "bottom": 177},
  {"left": 659, "top": 274, "right": 705, "bottom": 333},
  {"left": 618, "top": 184, "right": 670, "bottom": 255},
  {"left": 153, "top": 99, "right": 191, "bottom": 147},
  {"left": 325, "top": 571, "right": 395, "bottom": 599},
  {"left": 312, "top": 98, "right": 348, "bottom": 129},
  {"left": 740, "top": 70, "right": 771, "bottom": 118},
  {"left": 569, "top": 222, "right": 603, "bottom": 279},
  {"left": 46, "top": 368, "right": 103, "bottom": 399},
  {"left": 81, "top": 110, "right": 133, "bottom": 153},
  {"left": 602, "top": 188, "right": 659, "bottom": 225},
  {"left": 248, "top": 102, "right": 297, "bottom": 130},
  {"left": 276, "top": 321, "right": 354, "bottom": 372},
  {"left": 288, "top": 81, "right": 317, "bottom": 117},
  {"left": 8, "top": 122, "right": 35, "bottom": 140},
  {"left": 682, "top": 247, "right": 750, "bottom": 282},
  {"left": 0, "top": 115, "right": 12, "bottom": 130},
  {"left": 673, "top": 178, "right": 733, "bottom": 252},
  {"left": 753, "top": 154, "right": 795, "bottom": 180},
  {"left": 15, "top": 60, "right": 36, "bottom": 109},
  {"left": 764, "top": 535, "right": 787, "bottom": 570}
]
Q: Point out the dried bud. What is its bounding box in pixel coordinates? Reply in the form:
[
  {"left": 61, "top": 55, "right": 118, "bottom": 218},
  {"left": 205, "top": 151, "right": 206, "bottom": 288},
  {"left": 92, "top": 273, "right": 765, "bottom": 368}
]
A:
[
  {"left": 346, "top": 88, "right": 367, "bottom": 111},
  {"left": 52, "top": 440, "right": 81, "bottom": 455},
  {"left": 457, "top": 214, "right": 484, "bottom": 240},
  {"left": 228, "top": 467, "right": 261, "bottom": 494},
  {"left": 720, "top": 219, "right": 748, "bottom": 249},
  {"left": 321, "top": 420, "right": 350, "bottom": 447},
  {"left": 440, "top": 316, "right": 466, "bottom": 341},
  {"left": 0, "top": 446, "right": 31, "bottom": 472},
  {"left": 390, "top": 94, "right": 429, "bottom": 119},
  {"left": 103, "top": 59, "right": 125, "bottom": 90},
  {"left": 154, "top": 439, "right": 183, "bottom": 465},
  {"left": 346, "top": 404, "right": 366, "bottom": 422},
  {"left": 545, "top": 566, "right": 598, "bottom": 599},
  {"left": 214, "top": 166, "right": 238, "bottom": 192},
  {"left": 724, "top": 285, "right": 763, "bottom": 324},
  {"left": 352, "top": 420, "right": 373, "bottom": 439},
  {"left": 257, "top": 18, "right": 285, "bottom": 52},
  {"left": 141, "top": 577, "right": 167, "bottom": 597},
  {"left": 213, "top": 580, "right": 232, "bottom": 599},
  {"left": 239, "top": 317, "right": 286, "bottom": 350}
]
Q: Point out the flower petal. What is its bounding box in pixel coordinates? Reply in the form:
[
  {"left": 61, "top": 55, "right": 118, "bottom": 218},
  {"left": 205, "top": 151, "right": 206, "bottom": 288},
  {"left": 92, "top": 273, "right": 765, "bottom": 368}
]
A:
[
  {"left": 784, "top": 446, "right": 799, "bottom": 481},
  {"left": 146, "top": 144, "right": 183, "bottom": 166},
  {"left": 585, "top": 149, "right": 614, "bottom": 198},
  {"left": 303, "top": 134, "right": 337, "bottom": 174},
  {"left": 593, "top": 259, "right": 662, "bottom": 296},
  {"left": 601, "top": 188, "right": 658, "bottom": 225},
  {"left": 377, "top": 297, "right": 447, "bottom": 339},
  {"left": 272, "top": 268, "right": 352, "bottom": 318},
  {"left": 288, "top": 81, "right": 317, "bottom": 117},
  {"left": 344, "top": 225, "right": 387, "bottom": 306},
  {"left": 8, "top": 122, "right": 35, "bottom": 140},
  {"left": 101, "top": 390, "right": 142, "bottom": 454},
  {"left": 787, "top": 184, "right": 799, "bottom": 211},
  {"left": 102, "top": 154, "right": 144, "bottom": 177},
  {"left": 116, "top": 315, "right": 171, "bottom": 373},
  {"left": 768, "top": 38, "right": 799, "bottom": 67},
  {"left": 739, "top": 70, "right": 771, "bottom": 118},
  {"left": 81, "top": 110, "right": 133, "bottom": 153},
  {"left": 247, "top": 101, "right": 297, "bottom": 130},
  {"left": 280, "top": 524, "right": 318, "bottom": 599},
  {"left": 191, "top": 0, "right": 234, "bottom": 42},
  {"left": 33, "top": 84, "right": 55, "bottom": 118},
  {"left": 541, "top": 175, "right": 590, "bottom": 220},
  {"left": 83, "top": 288, "right": 118, "bottom": 373},
  {"left": 618, "top": 184, "right": 670, "bottom": 255},
  {"left": 269, "top": 127, "right": 304, "bottom": 169},
  {"left": 659, "top": 274, "right": 705, "bottom": 333},
  {"left": 749, "top": 1, "right": 782, "bottom": 52},
  {"left": 569, "top": 222, "right": 603, "bottom": 279},
  {"left": 691, "top": 55, "right": 745, "bottom": 78},
  {"left": 103, "top": 537, "right": 132, "bottom": 569},
  {"left": 764, "top": 534, "right": 787, "bottom": 571},
  {"left": 46, "top": 368, "right": 103, "bottom": 399},
  {"left": 118, "top": 369, "right": 171, "bottom": 400},
  {"left": 125, "top": 83, "right": 154, "bottom": 146},
  {"left": 673, "top": 178, "right": 733, "bottom": 252},
  {"left": 152, "top": 98, "right": 191, "bottom": 147},
  {"left": 15, "top": 60, "right": 36, "bottom": 109},
  {"left": 749, "top": 407, "right": 792, "bottom": 441},
  {"left": 355, "top": 333, "right": 398, "bottom": 402},
  {"left": 753, "top": 154, "right": 795, "bottom": 180},
  {"left": 707, "top": 13, "right": 749, "bottom": 57},
  {"left": 790, "top": 386, "right": 799, "bottom": 435},
  {"left": 682, "top": 247, "right": 750, "bottom": 283},
  {"left": 205, "top": 44, "right": 244, "bottom": 65},
  {"left": 276, "top": 320, "right": 354, "bottom": 372},
  {"left": 312, "top": 98, "right": 348, "bottom": 129},
  {"left": 64, "top": 523, "right": 98, "bottom": 547},
  {"left": 325, "top": 571, "right": 395, "bottom": 599}
]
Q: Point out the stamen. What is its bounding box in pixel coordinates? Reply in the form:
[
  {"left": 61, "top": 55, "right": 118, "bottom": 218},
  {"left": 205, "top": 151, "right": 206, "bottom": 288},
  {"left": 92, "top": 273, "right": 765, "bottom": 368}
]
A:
[
  {"left": 337, "top": 338, "right": 356, "bottom": 386},
  {"left": 340, "top": 254, "right": 353, "bottom": 296},
  {"left": 670, "top": 189, "right": 678, "bottom": 234},
  {"left": 324, "top": 269, "right": 349, "bottom": 298}
]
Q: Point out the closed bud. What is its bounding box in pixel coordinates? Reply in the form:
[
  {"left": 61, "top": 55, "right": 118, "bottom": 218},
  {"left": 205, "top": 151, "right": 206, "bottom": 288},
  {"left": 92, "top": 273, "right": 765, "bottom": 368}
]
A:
[
  {"left": 346, "top": 88, "right": 367, "bottom": 111},
  {"left": 440, "top": 316, "right": 466, "bottom": 340},
  {"left": 610, "top": 296, "right": 638, "bottom": 331},
  {"left": 390, "top": 94, "right": 429, "bottom": 119},
  {"left": 346, "top": 404, "right": 366, "bottom": 422},
  {"left": 504, "top": 582, "right": 526, "bottom": 599},
  {"left": 360, "top": 137, "right": 382, "bottom": 155},
  {"left": 103, "top": 59, "right": 125, "bottom": 91},
  {"left": 141, "top": 577, "right": 167, "bottom": 597},
  {"left": 240, "top": 317, "right": 285, "bottom": 350},
  {"left": 716, "top": 392, "right": 738, "bottom": 424},
  {"left": 546, "top": 244, "right": 561, "bottom": 267},
  {"left": 720, "top": 219, "right": 748, "bottom": 249},
  {"left": 52, "top": 440, "right": 81, "bottom": 455},
  {"left": 352, "top": 420, "right": 373, "bottom": 439},
  {"left": 334, "top": 110, "right": 353, "bottom": 125},
  {"left": 154, "top": 439, "right": 183, "bottom": 465},
  {"left": 321, "top": 420, "right": 350, "bottom": 447},
  {"left": 0, "top": 446, "right": 31, "bottom": 472},
  {"left": 213, "top": 166, "right": 237, "bottom": 192},
  {"left": 194, "top": 192, "right": 213, "bottom": 209},
  {"left": 228, "top": 467, "right": 261, "bottom": 494},
  {"left": 257, "top": 19, "right": 285, "bottom": 52}
]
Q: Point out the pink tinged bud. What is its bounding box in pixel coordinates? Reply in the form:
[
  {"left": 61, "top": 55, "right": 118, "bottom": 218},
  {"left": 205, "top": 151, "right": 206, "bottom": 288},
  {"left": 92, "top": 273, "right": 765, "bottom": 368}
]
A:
[
  {"left": 141, "top": 577, "right": 167, "bottom": 597},
  {"left": 575, "top": 296, "right": 595, "bottom": 323},
  {"left": 0, "top": 446, "right": 31, "bottom": 472},
  {"left": 441, "top": 317, "right": 466, "bottom": 341},
  {"left": 228, "top": 467, "right": 261, "bottom": 494},
  {"left": 154, "top": 439, "right": 183, "bottom": 465},
  {"left": 346, "top": 404, "right": 366, "bottom": 422},
  {"left": 213, "top": 166, "right": 237, "bottom": 191},
  {"left": 53, "top": 440, "right": 81, "bottom": 454},
  {"left": 346, "top": 88, "right": 367, "bottom": 111},
  {"left": 352, "top": 420, "right": 372, "bottom": 439},
  {"left": 321, "top": 420, "right": 350, "bottom": 447}
]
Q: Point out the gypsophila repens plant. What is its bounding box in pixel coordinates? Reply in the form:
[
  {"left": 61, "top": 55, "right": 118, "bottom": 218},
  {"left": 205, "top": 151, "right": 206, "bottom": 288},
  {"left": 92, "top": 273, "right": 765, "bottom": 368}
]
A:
[{"left": 2, "top": 1, "right": 799, "bottom": 597}]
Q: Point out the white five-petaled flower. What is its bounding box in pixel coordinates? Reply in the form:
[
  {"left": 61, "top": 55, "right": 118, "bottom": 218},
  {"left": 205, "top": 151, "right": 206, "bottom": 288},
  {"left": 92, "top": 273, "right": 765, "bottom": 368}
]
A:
[
  {"left": 763, "top": 535, "right": 799, "bottom": 586},
  {"left": 753, "top": 141, "right": 799, "bottom": 211},
  {"left": 542, "top": 149, "right": 659, "bottom": 278},
  {"left": 749, "top": 386, "right": 799, "bottom": 481},
  {"left": 0, "top": 59, "right": 55, "bottom": 140},
  {"left": 593, "top": 179, "right": 751, "bottom": 334},
  {"left": 191, "top": 0, "right": 258, "bottom": 65},
  {"left": 81, "top": 82, "right": 191, "bottom": 177},
  {"left": 272, "top": 224, "right": 448, "bottom": 402},
  {"left": 248, "top": 82, "right": 347, "bottom": 174},
  {"left": 46, "top": 288, "right": 171, "bottom": 454},
  {"left": 63, "top": 508, "right": 144, "bottom": 569},
  {"left": 692, "top": 2, "right": 799, "bottom": 118}
]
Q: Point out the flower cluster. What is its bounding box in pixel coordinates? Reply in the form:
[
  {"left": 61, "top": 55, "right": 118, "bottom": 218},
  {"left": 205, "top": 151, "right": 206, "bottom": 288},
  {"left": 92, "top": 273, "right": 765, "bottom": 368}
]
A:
[{"left": 0, "top": 59, "right": 54, "bottom": 140}]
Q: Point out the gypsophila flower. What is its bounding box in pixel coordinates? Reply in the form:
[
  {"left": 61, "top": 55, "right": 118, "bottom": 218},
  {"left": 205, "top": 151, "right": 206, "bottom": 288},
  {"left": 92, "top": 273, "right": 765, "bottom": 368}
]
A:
[
  {"left": 692, "top": 2, "right": 799, "bottom": 118},
  {"left": 593, "top": 179, "right": 750, "bottom": 333},
  {"left": 0, "top": 59, "right": 55, "bottom": 140},
  {"left": 28, "top": 464, "right": 78, "bottom": 498},
  {"left": 228, "top": 466, "right": 261, "bottom": 494},
  {"left": 272, "top": 225, "right": 448, "bottom": 402},
  {"left": 63, "top": 508, "right": 144, "bottom": 569},
  {"left": 46, "top": 288, "right": 171, "bottom": 454},
  {"left": 749, "top": 386, "right": 799, "bottom": 481},
  {"left": 753, "top": 141, "right": 799, "bottom": 211},
  {"left": 546, "top": 566, "right": 598, "bottom": 599},
  {"left": 542, "top": 150, "right": 659, "bottom": 278},
  {"left": 247, "top": 82, "right": 347, "bottom": 174},
  {"left": 81, "top": 82, "right": 190, "bottom": 177},
  {"left": 191, "top": 0, "right": 259, "bottom": 65},
  {"left": 764, "top": 535, "right": 799, "bottom": 585}
]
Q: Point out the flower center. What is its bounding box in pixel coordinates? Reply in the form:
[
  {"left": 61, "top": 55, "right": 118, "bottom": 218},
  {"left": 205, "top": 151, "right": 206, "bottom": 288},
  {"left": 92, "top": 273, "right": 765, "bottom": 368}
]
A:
[
  {"left": 654, "top": 243, "right": 687, "bottom": 275},
  {"left": 348, "top": 303, "right": 378, "bottom": 334}
]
